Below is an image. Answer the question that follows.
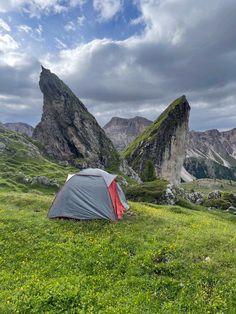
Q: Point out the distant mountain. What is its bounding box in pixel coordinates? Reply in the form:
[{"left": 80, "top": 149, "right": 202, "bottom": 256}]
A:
[
  {"left": 33, "top": 67, "right": 119, "bottom": 169},
  {"left": 103, "top": 116, "right": 152, "bottom": 151},
  {"left": 4, "top": 122, "right": 34, "bottom": 137},
  {"left": 184, "top": 129, "right": 236, "bottom": 180},
  {"left": 123, "top": 96, "right": 190, "bottom": 184}
]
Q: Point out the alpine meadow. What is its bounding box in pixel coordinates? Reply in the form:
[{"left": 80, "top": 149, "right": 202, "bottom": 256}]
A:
[{"left": 1, "top": 1, "right": 236, "bottom": 313}]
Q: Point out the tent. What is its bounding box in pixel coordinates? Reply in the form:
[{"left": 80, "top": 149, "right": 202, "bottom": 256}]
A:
[{"left": 48, "top": 168, "right": 129, "bottom": 221}]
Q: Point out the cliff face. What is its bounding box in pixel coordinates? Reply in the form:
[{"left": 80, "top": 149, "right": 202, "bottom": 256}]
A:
[
  {"left": 33, "top": 67, "right": 119, "bottom": 169},
  {"left": 4, "top": 123, "right": 34, "bottom": 137},
  {"left": 123, "top": 96, "right": 190, "bottom": 184},
  {"left": 103, "top": 116, "right": 152, "bottom": 151},
  {"left": 184, "top": 128, "right": 236, "bottom": 180}
]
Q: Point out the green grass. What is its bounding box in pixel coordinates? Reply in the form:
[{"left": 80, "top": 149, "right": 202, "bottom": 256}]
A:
[
  {"left": 0, "top": 126, "right": 77, "bottom": 194},
  {"left": 122, "top": 95, "right": 186, "bottom": 159},
  {"left": 182, "top": 179, "right": 236, "bottom": 195},
  {"left": 1, "top": 191, "right": 236, "bottom": 313}
]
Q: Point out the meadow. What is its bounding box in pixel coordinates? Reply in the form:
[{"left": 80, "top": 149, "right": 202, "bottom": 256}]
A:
[{"left": 1, "top": 191, "right": 236, "bottom": 313}]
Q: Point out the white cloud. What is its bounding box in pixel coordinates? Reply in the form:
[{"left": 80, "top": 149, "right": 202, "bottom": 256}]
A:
[
  {"left": 17, "top": 24, "right": 32, "bottom": 33},
  {"left": 0, "top": 0, "right": 67, "bottom": 17},
  {"left": 93, "top": 0, "right": 123, "bottom": 21},
  {"left": 55, "top": 37, "right": 68, "bottom": 49},
  {"left": 65, "top": 21, "right": 76, "bottom": 32},
  {"left": 69, "top": 0, "right": 86, "bottom": 7},
  {"left": 0, "top": 0, "right": 86, "bottom": 16},
  {"left": 64, "top": 16, "right": 85, "bottom": 32},
  {"left": 0, "top": 34, "right": 19, "bottom": 53},
  {"left": 0, "top": 18, "right": 11, "bottom": 32}
]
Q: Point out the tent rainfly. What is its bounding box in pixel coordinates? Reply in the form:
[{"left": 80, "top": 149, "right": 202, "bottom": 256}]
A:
[{"left": 48, "top": 168, "right": 129, "bottom": 220}]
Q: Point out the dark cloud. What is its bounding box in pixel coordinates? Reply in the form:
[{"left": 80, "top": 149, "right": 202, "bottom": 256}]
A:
[{"left": 0, "top": 0, "right": 236, "bottom": 131}]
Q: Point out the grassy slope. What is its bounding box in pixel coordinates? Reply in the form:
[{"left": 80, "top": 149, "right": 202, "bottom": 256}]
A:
[
  {"left": 0, "top": 126, "right": 76, "bottom": 193},
  {"left": 182, "top": 179, "right": 236, "bottom": 195},
  {"left": 122, "top": 95, "right": 186, "bottom": 159},
  {"left": 1, "top": 192, "right": 236, "bottom": 313}
]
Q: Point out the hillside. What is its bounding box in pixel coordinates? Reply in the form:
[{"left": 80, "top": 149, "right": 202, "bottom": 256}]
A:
[
  {"left": 123, "top": 96, "right": 190, "bottom": 184},
  {"left": 1, "top": 192, "right": 236, "bottom": 313},
  {"left": 103, "top": 116, "right": 152, "bottom": 151},
  {"left": 0, "top": 125, "right": 76, "bottom": 193}
]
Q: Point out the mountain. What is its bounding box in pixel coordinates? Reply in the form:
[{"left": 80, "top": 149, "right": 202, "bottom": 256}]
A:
[
  {"left": 4, "top": 122, "right": 34, "bottom": 137},
  {"left": 103, "top": 116, "right": 152, "bottom": 151},
  {"left": 33, "top": 67, "right": 119, "bottom": 169},
  {"left": 123, "top": 95, "right": 190, "bottom": 184},
  {"left": 184, "top": 128, "right": 236, "bottom": 180}
]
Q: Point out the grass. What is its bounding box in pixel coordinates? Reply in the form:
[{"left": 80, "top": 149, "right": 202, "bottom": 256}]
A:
[
  {"left": 1, "top": 191, "right": 236, "bottom": 313},
  {"left": 181, "top": 179, "right": 236, "bottom": 195},
  {"left": 0, "top": 126, "right": 77, "bottom": 194}
]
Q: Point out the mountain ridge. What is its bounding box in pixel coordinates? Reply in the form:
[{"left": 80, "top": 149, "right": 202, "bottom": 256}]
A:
[{"left": 103, "top": 116, "right": 152, "bottom": 151}]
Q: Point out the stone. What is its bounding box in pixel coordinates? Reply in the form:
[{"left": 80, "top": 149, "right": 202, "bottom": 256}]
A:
[
  {"left": 33, "top": 67, "right": 119, "bottom": 169},
  {"left": 184, "top": 128, "right": 236, "bottom": 181},
  {"left": 208, "top": 190, "right": 221, "bottom": 200},
  {"left": 123, "top": 96, "right": 190, "bottom": 185},
  {"left": 119, "top": 159, "right": 141, "bottom": 183},
  {"left": 103, "top": 116, "right": 152, "bottom": 151},
  {"left": 0, "top": 142, "right": 6, "bottom": 152},
  {"left": 4, "top": 122, "right": 34, "bottom": 137}
]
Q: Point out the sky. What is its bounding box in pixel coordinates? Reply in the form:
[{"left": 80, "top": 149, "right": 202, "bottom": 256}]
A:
[{"left": 0, "top": 0, "right": 236, "bottom": 131}]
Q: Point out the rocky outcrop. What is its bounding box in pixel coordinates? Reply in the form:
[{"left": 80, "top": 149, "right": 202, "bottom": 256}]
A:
[
  {"left": 123, "top": 96, "right": 190, "bottom": 184},
  {"left": 103, "top": 116, "right": 152, "bottom": 151},
  {"left": 184, "top": 128, "right": 236, "bottom": 180},
  {"left": 33, "top": 67, "right": 119, "bottom": 169},
  {"left": 4, "top": 122, "right": 34, "bottom": 137}
]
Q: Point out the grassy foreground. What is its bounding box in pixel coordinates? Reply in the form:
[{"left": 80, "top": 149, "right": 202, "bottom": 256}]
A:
[{"left": 1, "top": 192, "right": 236, "bottom": 313}]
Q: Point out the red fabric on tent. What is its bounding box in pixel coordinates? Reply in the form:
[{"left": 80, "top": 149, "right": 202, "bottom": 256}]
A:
[{"left": 108, "top": 180, "right": 125, "bottom": 219}]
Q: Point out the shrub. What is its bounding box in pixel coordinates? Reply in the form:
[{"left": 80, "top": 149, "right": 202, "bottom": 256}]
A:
[
  {"left": 141, "top": 160, "right": 156, "bottom": 182},
  {"left": 125, "top": 180, "right": 167, "bottom": 203},
  {"left": 204, "top": 199, "right": 231, "bottom": 210}
]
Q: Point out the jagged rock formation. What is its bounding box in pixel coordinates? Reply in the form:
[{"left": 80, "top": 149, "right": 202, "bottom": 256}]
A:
[
  {"left": 33, "top": 67, "right": 119, "bottom": 169},
  {"left": 184, "top": 128, "right": 236, "bottom": 180},
  {"left": 103, "top": 116, "right": 152, "bottom": 151},
  {"left": 123, "top": 95, "right": 190, "bottom": 184},
  {"left": 4, "top": 122, "right": 34, "bottom": 137}
]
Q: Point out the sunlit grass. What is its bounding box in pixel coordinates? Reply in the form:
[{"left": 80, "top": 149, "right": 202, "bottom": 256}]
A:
[{"left": 0, "top": 192, "right": 236, "bottom": 313}]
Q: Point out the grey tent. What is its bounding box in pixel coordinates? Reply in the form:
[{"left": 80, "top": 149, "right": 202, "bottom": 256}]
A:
[{"left": 48, "top": 168, "right": 129, "bottom": 221}]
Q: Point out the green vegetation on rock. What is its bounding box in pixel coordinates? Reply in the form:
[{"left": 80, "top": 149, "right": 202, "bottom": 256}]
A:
[{"left": 122, "top": 95, "right": 187, "bottom": 159}]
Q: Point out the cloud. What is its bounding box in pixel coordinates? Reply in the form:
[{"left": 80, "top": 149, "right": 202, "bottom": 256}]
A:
[
  {"left": 0, "top": 18, "right": 11, "bottom": 32},
  {"left": 1, "top": 0, "right": 236, "bottom": 131},
  {"left": 0, "top": 34, "right": 19, "bottom": 52},
  {"left": 42, "top": 0, "right": 236, "bottom": 130},
  {"left": 0, "top": 0, "right": 86, "bottom": 17},
  {"left": 93, "top": 0, "right": 123, "bottom": 21},
  {"left": 64, "top": 16, "right": 85, "bottom": 32},
  {"left": 64, "top": 21, "right": 76, "bottom": 32},
  {"left": 55, "top": 37, "right": 67, "bottom": 49},
  {"left": 0, "top": 49, "right": 41, "bottom": 125},
  {"left": 17, "top": 24, "right": 32, "bottom": 33}
]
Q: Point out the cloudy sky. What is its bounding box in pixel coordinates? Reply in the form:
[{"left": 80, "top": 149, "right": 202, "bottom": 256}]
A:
[{"left": 0, "top": 0, "right": 236, "bottom": 130}]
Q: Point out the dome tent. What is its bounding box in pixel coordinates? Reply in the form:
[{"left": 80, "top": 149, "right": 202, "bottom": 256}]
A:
[{"left": 48, "top": 168, "right": 129, "bottom": 221}]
